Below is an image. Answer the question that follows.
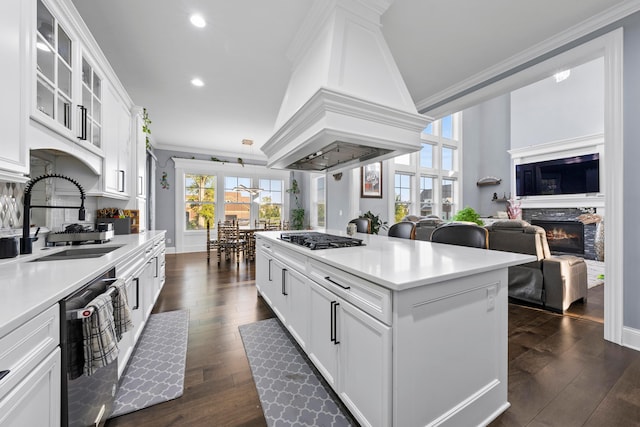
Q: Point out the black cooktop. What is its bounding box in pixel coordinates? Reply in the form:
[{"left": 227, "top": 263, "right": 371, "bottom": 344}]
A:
[{"left": 280, "top": 232, "right": 364, "bottom": 250}]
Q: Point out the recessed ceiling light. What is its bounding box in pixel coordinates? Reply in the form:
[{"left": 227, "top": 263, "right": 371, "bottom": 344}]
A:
[
  {"left": 190, "top": 14, "right": 206, "bottom": 28},
  {"left": 191, "top": 78, "right": 204, "bottom": 87}
]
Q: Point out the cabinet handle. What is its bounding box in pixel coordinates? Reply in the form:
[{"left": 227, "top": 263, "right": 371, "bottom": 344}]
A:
[
  {"left": 0, "top": 370, "right": 9, "bottom": 382},
  {"left": 154, "top": 256, "right": 159, "bottom": 278},
  {"left": 324, "top": 276, "right": 351, "bottom": 290},
  {"left": 268, "top": 259, "right": 272, "bottom": 281},
  {"left": 330, "top": 301, "right": 340, "bottom": 345},
  {"left": 118, "top": 170, "right": 125, "bottom": 192},
  {"left": 77, "top": 105, "right": 87, "bottom": 140},
  {"left": 133, "top": 278, "right": 140, "bottom": 310},
  {"left": 138, "top": 176, "right": 143, "bottom": 196},
  {"left": 282, "top": 268, "right": 288, "bottom": 295}
]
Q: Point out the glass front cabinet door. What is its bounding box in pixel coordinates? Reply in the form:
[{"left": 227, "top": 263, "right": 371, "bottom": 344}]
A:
[{"left": 33, "top": 0, "right": 103, "bottom": 151}]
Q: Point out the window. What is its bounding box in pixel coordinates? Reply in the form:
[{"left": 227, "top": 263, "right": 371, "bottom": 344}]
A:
[
  {"left": 442, "top": 178, "right": 455, "bottom": 220},
  {"left": 442, "top": 146, "right": 454, "bottom": 171},
  {"left": 419, "top": 176, "right": 434, "bottom": 216},
  {"left": 441, "top": 115, "right": 454, "bottom": 139},
  {"left": 224, "top": 177, "right": 252, "bottom": 225},
  {"left": 394, "top": 173, "right": 412, "bottom": 222},
  {"left": 185, "top": 174, "right": 215, "bottom": 230},
  {"left": 310, "top": 175, "right": 326, "bottom": 228},
  {"left": 388, "top": 113, "right": 461, "bottom": 220},
  {"left": 258, "top": 179, "right": 283, "bottom": 224},
  {"left": 420, "top": 143, "right": 434, "bottom": 168}
]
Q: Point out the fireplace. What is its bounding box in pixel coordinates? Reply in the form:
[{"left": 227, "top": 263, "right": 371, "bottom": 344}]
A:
[{"left": 531, "top": 220, "right": 585, "bottom": 255}]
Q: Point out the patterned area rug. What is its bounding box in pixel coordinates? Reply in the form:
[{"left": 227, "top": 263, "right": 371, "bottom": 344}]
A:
[
  {"left": 585, "top": 259, "right": 605, "bottom": 289},
  {"left": 109, "top": 309, "right": 189, "bottom": 418},
  {"left": 239, "top": 318, "right": 355, "bottom": 427}
]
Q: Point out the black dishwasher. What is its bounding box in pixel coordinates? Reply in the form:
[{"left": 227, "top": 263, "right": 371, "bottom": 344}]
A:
[{"left": 60, "top": 267, "right": 118, "bottom": 427}]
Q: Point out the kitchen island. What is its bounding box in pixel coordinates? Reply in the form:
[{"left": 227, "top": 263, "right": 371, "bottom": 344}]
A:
[{"left": 255, "top": 230, "right": 535, "bottom": 427}]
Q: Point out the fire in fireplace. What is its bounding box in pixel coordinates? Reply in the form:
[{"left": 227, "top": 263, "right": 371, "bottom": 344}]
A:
[{"left": 531, "top": 220, "right": 585, "bottom": 255}]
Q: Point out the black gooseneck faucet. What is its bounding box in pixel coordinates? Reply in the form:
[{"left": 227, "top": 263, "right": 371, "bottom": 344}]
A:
[{"left": 21, "top": 174, "right": 86, "bottom": 255}]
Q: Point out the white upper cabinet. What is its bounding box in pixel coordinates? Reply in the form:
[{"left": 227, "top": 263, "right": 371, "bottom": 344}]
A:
[
  {"left": 31, "top": 0, "right": 106, "bottom": 157},
  {"left": 24, "top": 0, "right": 143, "bottom": 200},
  {"left": 0, "top": 0, "right": 29, "bottom": 180},
  {"left": 102, "top": 84, "right": 131, "bottom": 198}
]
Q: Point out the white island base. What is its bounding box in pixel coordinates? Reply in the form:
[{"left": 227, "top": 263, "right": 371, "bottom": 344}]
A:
[{"left": 255, "top": 231, "right": 534, "bottom": 427}]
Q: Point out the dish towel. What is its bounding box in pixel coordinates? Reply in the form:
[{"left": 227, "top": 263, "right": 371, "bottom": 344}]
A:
[
  {"left": 82, "top": 293, "right": 119, "bottom": 376},
  {"left": 109, "top": 278, "right": 133, "bottom": 341}
]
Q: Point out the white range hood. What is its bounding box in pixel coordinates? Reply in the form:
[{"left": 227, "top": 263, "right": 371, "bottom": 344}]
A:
[{"left": 261, "top": 0, "right": 430, "bottom": 171}]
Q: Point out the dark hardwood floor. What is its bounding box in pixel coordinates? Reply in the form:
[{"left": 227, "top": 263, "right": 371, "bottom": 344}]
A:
[{"left": 107, "top": 253, "right": 639, "bottom": 427}]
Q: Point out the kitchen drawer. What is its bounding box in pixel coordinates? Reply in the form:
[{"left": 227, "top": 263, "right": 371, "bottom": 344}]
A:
[
  {"left": 0, "top": 304, "right": 60, "bottom": 398},
  {"left": 308, "top": 259, "right": 392, "bottom": 325}
]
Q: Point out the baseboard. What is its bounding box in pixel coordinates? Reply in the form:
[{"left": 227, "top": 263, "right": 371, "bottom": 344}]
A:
[{"left": 622, "top": 326, "right": 640, "bottom": 352}]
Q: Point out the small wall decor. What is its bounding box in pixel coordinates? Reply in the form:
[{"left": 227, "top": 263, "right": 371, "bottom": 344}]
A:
[
  {"left": 160, "top": 171, "right": 170, "bottom": 190},
  {"left": 476, "top": 176, "right": 502, "bottom": 186},
  {"left": 361, "top": 162, "right": 382, "bottom": 198}
]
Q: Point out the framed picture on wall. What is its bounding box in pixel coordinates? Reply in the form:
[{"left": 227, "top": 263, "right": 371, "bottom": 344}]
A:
[{"left": 361, "top": 162, "right": 383, "bottom": 198}]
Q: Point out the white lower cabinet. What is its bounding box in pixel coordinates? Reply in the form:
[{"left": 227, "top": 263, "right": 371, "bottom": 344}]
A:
[
  {"left": 0, "top": 304, "right": 60, "bottom": 427},
  {"left": 0, "top": 348, "right": 61, "bottom": 427},
  {"left": 308, "top": 281, "right": 391, "bottom": 427}
]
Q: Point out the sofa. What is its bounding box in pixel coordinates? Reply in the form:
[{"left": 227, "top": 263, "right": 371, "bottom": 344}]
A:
[{"left": 484, "top": 219, "right": 588, "bottom": 312}]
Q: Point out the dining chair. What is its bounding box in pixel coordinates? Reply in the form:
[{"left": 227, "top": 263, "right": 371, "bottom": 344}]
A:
[
  {"left": 388, "top": 221, "right": 416, "bottom": 239},
  {"left": 349, "top": 217, "right": 372, "bottom": 234},
  {"left": 206, "top": 220, "right": 218, "bottom": 264},
  {"left": 217, "top": 221, "right": 246, "bottom": 267},
  {"left": 430, "top": 222, "right": 489, "bottom": 249}
]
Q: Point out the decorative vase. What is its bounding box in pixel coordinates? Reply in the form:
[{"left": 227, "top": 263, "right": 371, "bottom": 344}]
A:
[{"left": 594, "top": 220, "right": 605, "bottom": 262}]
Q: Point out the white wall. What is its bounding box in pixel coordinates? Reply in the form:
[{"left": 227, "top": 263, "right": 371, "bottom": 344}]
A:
[{"left": 510, "top": 57, "right": 604, "bottom": 149}]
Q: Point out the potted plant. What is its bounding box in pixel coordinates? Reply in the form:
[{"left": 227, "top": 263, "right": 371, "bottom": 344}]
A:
[
  {"left": 360, "top": 210, "right": 388, "bottom": 234},
  {"left": 452, "top": 206, "right": 484, "bottom": 226},
  {"left": 286, "top": 179, "right": 305, "bottom": 230}
]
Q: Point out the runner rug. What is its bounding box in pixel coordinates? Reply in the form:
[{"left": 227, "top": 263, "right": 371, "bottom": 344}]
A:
[
  {"left": 109, "top": 309, "right": 189, "bottom": 418},
  {"left": 239, "top": 318, "right": 356, "bottom": 426}
]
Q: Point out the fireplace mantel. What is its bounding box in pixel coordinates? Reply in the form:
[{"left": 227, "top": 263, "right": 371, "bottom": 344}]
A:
[{"left": 508, "top": 133, "right": 604, "bottom": 210}]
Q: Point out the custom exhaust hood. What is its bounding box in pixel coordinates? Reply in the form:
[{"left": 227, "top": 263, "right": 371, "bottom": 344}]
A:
[{"left": 261, "top": 0, "right": 430, "bottom": 172}]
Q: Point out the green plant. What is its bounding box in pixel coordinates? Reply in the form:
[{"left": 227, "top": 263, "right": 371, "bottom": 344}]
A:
[
  {"left": 142, "top": 108, "right": 152, "bottom": 149},
  {"left": 360, "top": 210, "right": 388, "bottom": 234},
  {"left": 286, "top": 179, "right": 305, "bottom": 230},
  {"left": 452, "top": 206, "right": 484, "bottom": 225}
]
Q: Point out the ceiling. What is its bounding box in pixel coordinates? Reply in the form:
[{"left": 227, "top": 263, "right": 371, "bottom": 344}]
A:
[{"left": 71, "top": 0, "right": 630, "bottom": 161}]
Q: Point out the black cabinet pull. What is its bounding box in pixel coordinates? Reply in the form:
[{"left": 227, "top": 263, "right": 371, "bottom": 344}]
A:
[
  {"left": 325, "top": 276, "right": 350, "bottom": 290},
  {"left": 77, "top": 105, "right": 87, "bottom": 140},
  {"left": 268, "top": 259, "right": 272, "bottom": 281},
  {"left": 282, "top": 269, "right": 288, "bottom": 295},
  {"left": 330, "top": 301, "right": 340, "bottom": 345},
  {"left": 330, "top": 301, "right": 336, "bottom": 343},
  {"left": 133, "top": 277, "right": 140, "bottom": 310},
  {"left": 0, "top": 370, "right": 9, "bottom": 381},
  {"left": 118, "top": 170, "right": 125, "bottom": 192}
]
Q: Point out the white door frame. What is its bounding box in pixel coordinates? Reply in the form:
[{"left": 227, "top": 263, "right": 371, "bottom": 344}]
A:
[{"left": 422, "top": 29, "right": 624, "bottom": 345}]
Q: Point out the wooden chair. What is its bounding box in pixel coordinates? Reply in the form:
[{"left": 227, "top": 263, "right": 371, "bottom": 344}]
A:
[
  {"left": 217, "top": 221, "right": 245, "bottom": 267},
  {"left": 206, "top": 220, "right": 218, "bottom": 264},
  {"left": 388, "top": 222, "right": 416, "bottom": 239},
  {"left": 430, "top": 223, "right": 489, "bottom": 249},
  {"left": 281, "top": 220, "right": 290, "bottom": 230}
]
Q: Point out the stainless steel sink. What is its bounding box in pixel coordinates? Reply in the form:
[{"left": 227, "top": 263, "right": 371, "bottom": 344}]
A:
[{"left": 31, "top": 245, "right": 124, "bottom": 262}]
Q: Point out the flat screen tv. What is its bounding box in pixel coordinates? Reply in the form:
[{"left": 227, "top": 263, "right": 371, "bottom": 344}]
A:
[{"left": 515, "top": 153, "right": 600, "bottom": 196}]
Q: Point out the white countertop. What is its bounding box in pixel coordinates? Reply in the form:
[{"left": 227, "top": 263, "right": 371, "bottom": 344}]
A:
[
  {"left": 0, "top": 231, "right": 165, "bottom": 338},
  {"left": 258, "top": 229, "right": 536, "bottom": 291}
]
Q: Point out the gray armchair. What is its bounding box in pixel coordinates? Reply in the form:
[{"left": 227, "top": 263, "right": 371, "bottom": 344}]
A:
[
  {"left": 402, "top": 215, "right": 443, "bottom": 241},
  {"left": 485, "top": 220, "right": 588, "bottom": 312}
]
